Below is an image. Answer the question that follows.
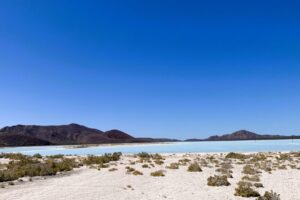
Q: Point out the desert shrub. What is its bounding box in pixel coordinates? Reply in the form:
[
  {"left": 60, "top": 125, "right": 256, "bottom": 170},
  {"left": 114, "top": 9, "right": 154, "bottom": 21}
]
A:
[
  {"left": 291, "top": 152, "right": 300, "bottom": 157},
  {"left": 250, "top": 154, "right": 267, "bottom": 163},
  {"left": 219, "top": 161, "right": 233, "bottom": 169},
  {"left": 216, "top": 167, "right": 233, "bottom": 174},
  {"left": 142, "top": 164, "right": 149, "bottom": 168},
  {"left": 254, "top": 183, "right": 264, "bottom": 188},
  {"left": 8, "top": 181, "right": 14, "bottom": 185},
  {"left": 242, "top": 175, "right": 260, "bottom": 182},
  {"left": 166, "top": 163, "right": 179, "bottom": 169},
  {"left": 108, "top": 168, "right": 118, "bottom": 172},
  {"left": 288, "top": 164, "right": 297, "bottom": 169},
  {"left": 137, "top": 152, "right": 151, "bottom": 159},
  {"left": 226, "top": 152, "right": 248, "bottom": 160},
  {"left": 47, "top": 154, "right": 64, "bottom": 159},
  {"left": 132, "top": 170, "right": 143, "bottom": 175},
  {"left": 178, "top": 158, "right": 191, "bottom": 165},
  {"left": 32, "top": 154, "right": 43, "bottom": 159},
  {"left": 199, "top": 159, "right": 208, "bottom": 167},
  {"left": 129, "top": 161, "right": 136, "bottom": 165},
  {"left": 152, "top": 153, "right": 163, "bottom": 160},
  {"left": 257, "top": 190, "right": 280, "bottom": 200},
  {"left": 235, "top": 181, "right": 260, "bottom": 197},
  {"left": 0, "top": 155, "right": 79, "bottom": 182},
  {"left": 277, "top": 153, "right": 291, "bottom": 161},
  {"left": 98, "top": 163, "right": 109, "bottom": 169},
  {"left": 207, "top": 175, "right": 230, "bottom": 186},
  {"left": 187, "top": 162, "right": 202, "bottom": 172},
  {"left": 257, "top": 161, "right": 272, "bottom": 173},
  {"left": 125, "top": 166, "right": 135, "bottom": 173},
  {"left": 154, "top": 160, "right": 164, "bottom": 165},
  {"left": 150, "top": 170, "right": 165, "bottom": 177},
  {"left": 243, "top": 165, "right": 259, "bottom": 175},
  {"left": 0, "top": 153, "right": 28, "bottom": 160},
  {"left": 83, "top": 152, "right": 121, "bottom": 165},
  {"left": 278, "top": 165, "right": 287, "bottom": 170},
  {"left": 206, "top": 155, "right": 215, "bottom": 162}
]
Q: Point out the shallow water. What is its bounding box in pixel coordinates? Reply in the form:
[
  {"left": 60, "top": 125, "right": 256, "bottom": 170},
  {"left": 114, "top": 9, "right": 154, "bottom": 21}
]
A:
[{"left": 0, "top": 139, "right": 300, "bottom": 155}]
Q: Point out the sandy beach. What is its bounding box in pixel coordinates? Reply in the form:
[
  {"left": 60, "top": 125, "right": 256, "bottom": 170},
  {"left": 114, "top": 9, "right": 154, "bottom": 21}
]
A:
[{"left": 0, "top": 152, "right": 300, "bottom": 200}]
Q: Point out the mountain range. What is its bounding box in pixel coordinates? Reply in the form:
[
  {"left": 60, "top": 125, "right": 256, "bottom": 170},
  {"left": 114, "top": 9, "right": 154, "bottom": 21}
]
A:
[
  {"left": 0, "top": 123, "right": 177, "bottom": 147},
  {"left": 185, "top": 129, "right": 300, "bottom": 141},
  {"left": 0, "top": 124, "right": 299, "bottom": 147}
]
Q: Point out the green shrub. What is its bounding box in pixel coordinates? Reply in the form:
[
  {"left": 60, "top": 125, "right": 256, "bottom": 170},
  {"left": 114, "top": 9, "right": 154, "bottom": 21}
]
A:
[
  {"left": 254, "top": 183, "right": 264, "bottom": 188},
  {"left": 142, "top": 164, "right": 149, "bottom": 168},
  {"left": 137, "top": 152, "right": 151, "bottom": 159},
  {"left": 0, "top": 154, "right": 79, "bottom": 183},
  {"left": 235, "top": 181, "right": 260, "bottom": 197},
  {"left": 154, "top": 160, "right": 164, "bottom": 165},
  {"left": 152, "top": 153, "right": 163, "bottom": 160},
  {"left": 257, "top": 190, "right": 280, "bottom": 200},
  {"left": 277, "top": 153, "right": 291, "bottom": 161},
  {"left": 32, "top": 154, "right": 43, "bottom": 159},
  {"left": 150, "top": 170, "right": 165, "bottom": 177},
  {"left": 132, "top": 170, "right": 143, "bottom": 175},
  {"left": 243, "top": 165, "right": 259, "bottom": 175},
  {"left": 242, "top": 175, "right": 260, "bottom": 182},
  {"left": 178, "top": 158, "right": 191, "bottom": 165},
  {"left": 207, "top": 175, "right": 230, "bottom": 186},
  {"left": 226, "top": 152, "right": 248, "bottom": 160},
  {"left": 83, "top": 152, "right": 121, "bottom": 165},
  {"left": 108, "top": 168, "right": 118, "bottom": 172},
  {"left": 187, "top": 162, "right": 202, "bottom": 172},
  {"left": 216, "top": 167, "right": 233, "bottom": 177},
  {"left": 125, "top": 166, "right": 135, "bottom": 173},
  {"left": 166, "top": 163, "right": 179, "bottom": 169},
  {"left": 47, "top": 154, "right": 64, "bottom": 159}
]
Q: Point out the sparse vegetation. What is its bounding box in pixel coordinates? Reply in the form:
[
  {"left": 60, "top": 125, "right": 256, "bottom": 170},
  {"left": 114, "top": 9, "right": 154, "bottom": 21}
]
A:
[
  {"left": 235, "top": 181, "right": 260, "bottom": 197},
  {"left": 132, "top": 170, "right": 143, "bottom": 175},
  {"left": 254, "top": 183, "right": 264, "bottom": 188},
  {"left": 178, "top": 158, "right": 191, "bottom": 166},
  {"left": 83, "top": 152, "right": 122, "bottom": 165},
  {"left": 108, "top": 168, "right": 118, "bottom": 172},
  {"left": 142, "top": 164, "right": 149, "bottom": 168},
  {"left": 0, "top": 153, "right": 80, "bottom": 182},
  {"left": 166, "top": 162, "right": 179, "bottom": 169},
  {"left": 257, "top": 190, "right": 280, "bottom": 200},
  {"left": 226, "top": 152, "right": 248, "bottom": 160},
  {"left": 125, "top": 166, "right": 143, "bottom": 175},
  {"left": 187, "top": 162, "right": 202, "bottom": 172},
  {"left": 125, "top": 166, "right": 135, "bottom": 173},
  {"left": 216, "top": 167, "right": 233, "bottom": 178},
  {"left": 243, "top": 165, "right": 259, "bottom": 175},
  {"left": 242, "top": 175, "right": 260, "bottom": 182},
  {"left": 150, "top": 170, "right": 165, "bottom": 177},
  {"left": 207, "top": 175, "right": 230, "bottom": 186}
]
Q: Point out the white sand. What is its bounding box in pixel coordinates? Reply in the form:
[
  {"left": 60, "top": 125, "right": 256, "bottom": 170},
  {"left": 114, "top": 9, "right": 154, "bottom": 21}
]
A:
[{"left": 0, "top": 153, "right": 300, "bottom": 200}]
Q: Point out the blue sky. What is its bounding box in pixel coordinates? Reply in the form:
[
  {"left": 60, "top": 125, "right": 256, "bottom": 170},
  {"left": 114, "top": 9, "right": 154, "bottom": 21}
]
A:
[{"left": 0, "top": 0, "right": 300, "bottom": 139}]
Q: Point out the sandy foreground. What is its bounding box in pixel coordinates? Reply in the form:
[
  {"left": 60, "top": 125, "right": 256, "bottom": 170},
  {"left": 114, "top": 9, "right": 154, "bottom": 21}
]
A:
[{"left": 0, "top": 153, "right": 300, "bottom": 200}]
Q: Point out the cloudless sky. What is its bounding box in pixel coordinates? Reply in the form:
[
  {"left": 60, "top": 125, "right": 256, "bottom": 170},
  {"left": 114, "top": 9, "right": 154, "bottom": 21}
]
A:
[{"left": 0, "top": 0, "right": 300, "bottom": 139}]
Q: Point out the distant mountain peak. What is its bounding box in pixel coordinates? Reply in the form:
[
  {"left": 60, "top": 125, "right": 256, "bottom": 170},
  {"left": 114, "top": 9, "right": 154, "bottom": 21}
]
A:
[
  {"left": 206, "top": 130, "right": 260, "bottom": 141},
  {"left": 104, "top": 129, "right": 134, "bottom": 140}
]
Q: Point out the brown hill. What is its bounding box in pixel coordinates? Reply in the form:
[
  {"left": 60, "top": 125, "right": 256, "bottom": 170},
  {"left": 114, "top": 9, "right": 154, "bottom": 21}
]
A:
[
  {"left": 0, "top": 124, "right": 136, "bottom": 146},
  {"left": 0, "top": 133, "right": 52, "bottom": 146},
  {"left": 186, "top": 130, "right": 300, "bottom": 141},
  {"left": 0, "top": 123, "right": 178, "bottom": 147}
]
